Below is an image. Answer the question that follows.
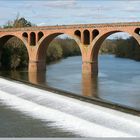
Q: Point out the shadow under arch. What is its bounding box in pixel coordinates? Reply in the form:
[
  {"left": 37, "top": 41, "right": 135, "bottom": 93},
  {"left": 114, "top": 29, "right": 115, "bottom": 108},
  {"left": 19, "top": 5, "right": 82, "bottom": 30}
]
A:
[
  {"left": 36, "top": 32, "right": 82, "bottom": 61},
  {"left": 0, "top": 34, "right": 29, "bottom": 69},
  {"left": 0, "top": 34, "right": 29, "bottom": 54}
]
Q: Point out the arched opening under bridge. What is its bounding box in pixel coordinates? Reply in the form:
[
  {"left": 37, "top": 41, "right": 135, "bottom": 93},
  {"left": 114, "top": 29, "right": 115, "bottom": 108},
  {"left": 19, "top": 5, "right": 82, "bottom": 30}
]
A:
[
  {"left": 90, "top": 31, "right": 140, "bottom": 75},
  {"left": 0, "top": 35, "right": 29, "bottom": 71},
  {"left": 29, "top": 33, "right": 82, "bottom": 86},
  {"left": 91, "top": 32, "right": 140, "bottom": 109}
]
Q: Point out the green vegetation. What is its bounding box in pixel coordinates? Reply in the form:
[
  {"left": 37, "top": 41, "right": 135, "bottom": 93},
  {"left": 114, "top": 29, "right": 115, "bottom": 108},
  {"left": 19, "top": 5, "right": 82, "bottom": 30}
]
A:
[
  {"left": 100, "top": 39, "right": 117, "bottom": 54},
  {"left": 46, "top": 38, "right": 81, "bottom": 63},
  {"left": 114, "top": 37, "right": 140, "bottom": 61},
  {"left": 0, "top": 37, "right": 81, "bottom": 70},
  {"left": 3, "top": 15, "right": 35, "bottom": 28},
  {"left": 0, "top": 16, "right": 33, "bottom": 70},
  {"left": 1, "top": 37, "right": 28, "bottom": 69},
  {"left": 100, "top": 37, "right": 140, "bottom": 61}
]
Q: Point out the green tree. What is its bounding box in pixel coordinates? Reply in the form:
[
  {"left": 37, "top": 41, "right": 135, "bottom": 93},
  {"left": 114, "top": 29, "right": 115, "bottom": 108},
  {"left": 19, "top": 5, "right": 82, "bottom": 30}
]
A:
[
  {"left": 46, "top": 42, "right": 63, "bottom": 63},
  {"left": 3, "top": 15, "right": 35, "bottom": 28},
  {"left": 1, "top": 37, "right": 29, "bottom": 69},
  {"left": 13, "top": 17, "right": 32, "bottom": 28},
  {"left": 0, "top": 15, "right": 32, "bottom": 69},
  {"left": 100, "top": 39, "right": 117, "bottom": 54}
]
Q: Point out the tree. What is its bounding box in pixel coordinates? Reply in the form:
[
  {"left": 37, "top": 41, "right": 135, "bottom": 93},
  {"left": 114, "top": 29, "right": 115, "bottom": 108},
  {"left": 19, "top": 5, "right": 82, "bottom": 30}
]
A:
[
  {"left": 0, "top": 16, "right": 33, "bottom": 69},
  {"left": 13, "top": 17, "right": 32, "bottom": 28},
  {"left": 3, "top": 20, "right": 13, "bottom": 28},
  {"left": 3, "top": 15, "right": 35, "bottom": 28},
  {"left": 46, "top": 42, "right": 63, "bottom": 63},
  {"left": 1, "top": 37, "right": 29, "bottom": 69}
]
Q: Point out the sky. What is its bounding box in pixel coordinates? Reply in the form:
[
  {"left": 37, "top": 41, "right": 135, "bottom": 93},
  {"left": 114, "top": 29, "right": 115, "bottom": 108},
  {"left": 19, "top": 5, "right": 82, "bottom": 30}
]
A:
[
  {"left": 0, "top": 0, "right": 140, "bottom": 26},
  {"left": 0, "top": 0, "right": 140, "bottom": 38}
]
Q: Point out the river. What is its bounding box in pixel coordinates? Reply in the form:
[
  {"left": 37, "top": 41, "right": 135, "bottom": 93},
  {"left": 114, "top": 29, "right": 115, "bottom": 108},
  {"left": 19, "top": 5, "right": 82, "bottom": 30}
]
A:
[
  {"left": 1, "top": 54, "right": 140, "bottom": 110},
  {"left": 0, "top": 54, "right": 140, "bottom": 137}
]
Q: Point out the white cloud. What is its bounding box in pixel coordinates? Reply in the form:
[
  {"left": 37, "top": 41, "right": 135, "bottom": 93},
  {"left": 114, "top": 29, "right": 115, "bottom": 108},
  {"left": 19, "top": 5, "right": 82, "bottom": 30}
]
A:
[
  {"left": 24, "top": 0, "right": 77, "bottom": 9},
  {"left": 45, "top": 0, "right": 76, "bottom": 8},
  {"left": 0, "top": 0, "right": 140, "bottom": 26}
]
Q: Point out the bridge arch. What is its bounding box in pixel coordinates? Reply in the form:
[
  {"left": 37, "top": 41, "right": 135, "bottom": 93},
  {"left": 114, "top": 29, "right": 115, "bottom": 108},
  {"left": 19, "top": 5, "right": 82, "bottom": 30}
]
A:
[
  {"left": 0, "top": 34, "right": 28, "bottom": 52},
  {"left": 36, "top": 32, "right": 83, "bottom": 61},
  {"left": 88, "top": 30, "right": 140, "bottom": 74},
  {"left": 0, "top": 34, "right": 29, "bottom": 69},
  {"left": 90, "top": 30, "right": 140, "bottom": 61},
  {"left": 135, "top": 28, "right": 140, "bottom": 35},
  {"left": 30, "top": 32, "right": 36, "bottom": 46},
  {"left": 83, "top": 30, "right": 90, "bottom": 45},
  {"left": 74, "top": 30, "right": 81, "bottom": 39},
  {"left": 38, "top": 31, "right": 44, "bottom": 41},
  {"left": 22, "top": 32, "right": 28, "bottom": 42},
  {"left": 92, "top": 29, "right": 99, "bottom": 40},
  {"left": 28, "top": 32, "right": 83, "bottom": 72}
]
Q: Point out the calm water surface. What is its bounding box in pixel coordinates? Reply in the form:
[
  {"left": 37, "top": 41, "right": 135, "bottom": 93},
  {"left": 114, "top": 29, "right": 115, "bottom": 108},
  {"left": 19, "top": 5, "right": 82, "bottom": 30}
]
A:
[
  {"left": 2, "top": 54, "right": 140, "bottom": 110},
  {"left": 0, "top": 54, "right": 140, "bottom": 137},
  {"left": 47, "top": 55, "right": 140, "bottom": 110}
]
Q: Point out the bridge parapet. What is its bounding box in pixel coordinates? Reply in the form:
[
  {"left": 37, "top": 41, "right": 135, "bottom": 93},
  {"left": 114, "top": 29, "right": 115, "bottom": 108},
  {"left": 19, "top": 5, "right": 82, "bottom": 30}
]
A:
[{"left": 0, "top": 22, "right": 140, "bottom": 32}]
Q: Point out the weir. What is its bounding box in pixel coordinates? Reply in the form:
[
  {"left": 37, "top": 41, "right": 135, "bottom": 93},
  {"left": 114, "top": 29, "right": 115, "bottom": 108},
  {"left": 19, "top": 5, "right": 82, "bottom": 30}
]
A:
[{"left": 0, "top": 78, "right": 140, "bottom": 137}]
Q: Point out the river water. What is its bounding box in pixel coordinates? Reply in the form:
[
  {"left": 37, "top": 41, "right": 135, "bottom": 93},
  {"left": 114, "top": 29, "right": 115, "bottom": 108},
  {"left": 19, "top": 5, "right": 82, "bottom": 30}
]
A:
[
  {"left": 1, "top": 54, "right": 140, "bottom": 110},
  {"left": 0, "top": 54, "right": 140, "bottom": 137}
]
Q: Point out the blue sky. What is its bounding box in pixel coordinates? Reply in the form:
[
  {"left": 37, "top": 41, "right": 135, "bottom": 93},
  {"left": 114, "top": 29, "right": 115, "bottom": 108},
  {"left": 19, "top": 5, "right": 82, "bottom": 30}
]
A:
[
  {"left": 0, "top": 0, "right": 140, "bottom": 38},
  {"left": 0, "top": 0, "right": 140, "bottom": 26}
]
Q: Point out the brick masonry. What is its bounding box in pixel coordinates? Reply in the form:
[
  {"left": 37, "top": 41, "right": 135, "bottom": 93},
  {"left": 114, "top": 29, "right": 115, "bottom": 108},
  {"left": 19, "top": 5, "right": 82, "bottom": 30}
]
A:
[{"left": 0, "top": 22, "right": 140, "bottom": 75}]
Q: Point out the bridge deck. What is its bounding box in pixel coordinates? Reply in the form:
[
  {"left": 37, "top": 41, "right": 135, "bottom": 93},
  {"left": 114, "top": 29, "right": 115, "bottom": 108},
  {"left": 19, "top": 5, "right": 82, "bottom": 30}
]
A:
[{"left": 0, "top": 22, "right": 140, "bottom": 32}]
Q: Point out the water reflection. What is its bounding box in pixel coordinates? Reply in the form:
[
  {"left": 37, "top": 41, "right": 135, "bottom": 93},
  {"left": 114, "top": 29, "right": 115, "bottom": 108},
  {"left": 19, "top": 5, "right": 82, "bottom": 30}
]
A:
[
  {"left": 0, "top": 70, "right": 28, "bottom": 81},
  {"left": 28, "top": 72, "right": 46, "bottom": 85},
  {"left": 82, "top": 74, "right": 98, "bottom": 97},
  {"left": 28, "top": 71, "right": 99, "bottom": 98},
  {"left": 1, "top": 55, "right": 140, "bottom": 110},
  {"left": 9, "top": 70, "right": 22, "bottom": 80}
]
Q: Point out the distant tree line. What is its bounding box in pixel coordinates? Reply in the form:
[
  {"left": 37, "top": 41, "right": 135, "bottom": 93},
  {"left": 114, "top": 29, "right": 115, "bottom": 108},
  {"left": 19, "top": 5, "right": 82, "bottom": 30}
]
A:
[
  {"left": 100, "top": 37, "right": 140, "bottom": 61},
  {"left": 46, "top": 38, "right": 81, "bottom": 63},
  {"left": 100, "top": 39, "right": 117, "bottom": 54}
]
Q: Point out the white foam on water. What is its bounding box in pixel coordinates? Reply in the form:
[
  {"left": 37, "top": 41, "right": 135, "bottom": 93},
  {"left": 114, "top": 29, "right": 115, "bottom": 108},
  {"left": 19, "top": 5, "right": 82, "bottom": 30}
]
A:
[
  {"left": 0, "top": 90, "right": 132, "bottom": 137},
  {"left": 0, "top": 78, "right": 140, "bottom": 137}
]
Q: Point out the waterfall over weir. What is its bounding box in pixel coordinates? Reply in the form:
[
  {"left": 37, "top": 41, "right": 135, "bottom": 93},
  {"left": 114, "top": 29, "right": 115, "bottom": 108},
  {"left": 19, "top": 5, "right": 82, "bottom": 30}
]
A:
[{"left": 0, "top": 78, "right": 140, "bottom": 137}]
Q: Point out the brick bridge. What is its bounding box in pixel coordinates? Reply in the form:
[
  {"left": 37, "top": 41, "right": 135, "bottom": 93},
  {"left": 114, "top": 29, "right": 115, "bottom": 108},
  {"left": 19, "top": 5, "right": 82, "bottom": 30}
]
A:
[{"left": 0, "top": 22, "right": 140, "bottom": 75}]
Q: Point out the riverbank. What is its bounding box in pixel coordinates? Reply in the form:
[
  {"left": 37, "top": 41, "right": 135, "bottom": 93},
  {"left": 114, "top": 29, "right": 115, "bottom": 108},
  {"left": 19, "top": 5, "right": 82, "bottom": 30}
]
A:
[{"left": 0, "top": 77, "right": 140, "bottom": 137}]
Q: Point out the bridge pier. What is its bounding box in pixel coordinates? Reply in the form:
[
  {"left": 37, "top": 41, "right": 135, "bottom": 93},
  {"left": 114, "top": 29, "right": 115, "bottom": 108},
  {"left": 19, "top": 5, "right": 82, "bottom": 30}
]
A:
[
  {"left": 82, "top": 61, "right": 98, "bottom": 75},
  {"left": 28, "top": 60, "right": 46, "bottom": 72}
]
